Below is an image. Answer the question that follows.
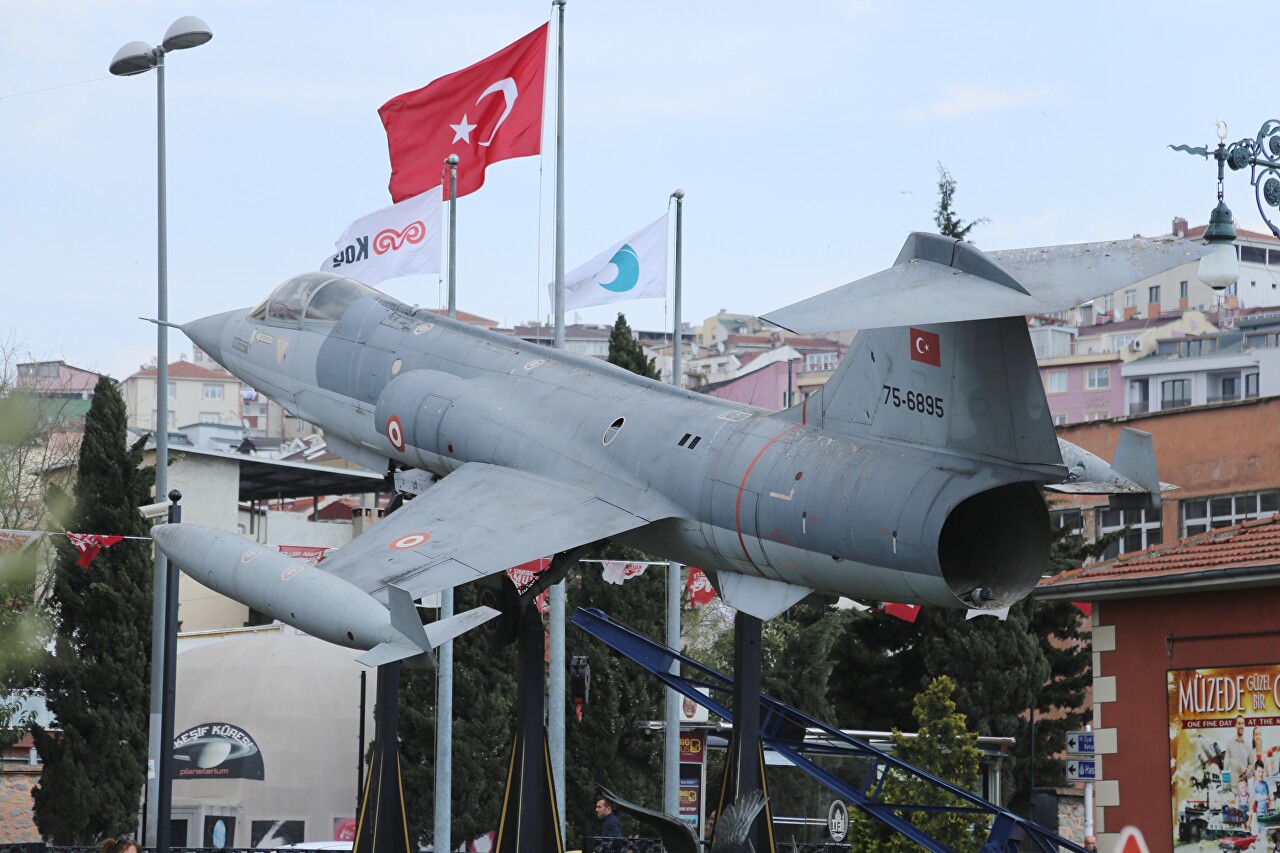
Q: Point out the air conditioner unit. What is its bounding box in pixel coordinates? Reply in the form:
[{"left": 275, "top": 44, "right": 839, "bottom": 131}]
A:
[{"left": 1130, "top": 340, "right": 1144, "bottom": 352}]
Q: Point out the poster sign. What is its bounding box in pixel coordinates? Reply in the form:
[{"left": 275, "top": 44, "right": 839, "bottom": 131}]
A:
[
  {"left": 1169, "top": 664, "right": 1280, "bottom": 852},
  {"left": 172, "top": 721, "right": 265, "bottom": 780},
  {"left": 252, "top": 820, "right": 305, "bottom": 848},
  {"left": 204, "top": 816, "right": 235, "bottom": 849},
  {"left": 680, "top": 730, "right": 706, "bottom": 764}
]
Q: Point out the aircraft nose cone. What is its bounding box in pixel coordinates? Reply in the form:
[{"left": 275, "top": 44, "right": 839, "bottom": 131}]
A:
[{"left": 182, "top": 310, "right": 238, "bottom": 367}]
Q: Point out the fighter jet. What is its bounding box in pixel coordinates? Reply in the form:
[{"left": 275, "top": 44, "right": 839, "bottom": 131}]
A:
[{"left": 163, "top": 231, "right": 1204, "bottom": 627}]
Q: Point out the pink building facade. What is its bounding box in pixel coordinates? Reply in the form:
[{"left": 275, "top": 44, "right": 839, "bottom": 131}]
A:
[{"left": 1038, "top": 353, "right": 1124, "bottom": 425}]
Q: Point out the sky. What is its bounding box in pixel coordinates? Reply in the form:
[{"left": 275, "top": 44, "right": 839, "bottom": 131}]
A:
[{"left": 3, "top": 0, "right": 1273, "bottom": 382}]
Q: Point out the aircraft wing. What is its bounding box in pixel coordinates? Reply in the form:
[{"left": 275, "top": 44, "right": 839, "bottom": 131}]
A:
[
  {"left": 763, "top": 232, "right": 1212, "bottom": 333},
  {"left": 321, "top": 462, "right": 670, "bottom": 603}
]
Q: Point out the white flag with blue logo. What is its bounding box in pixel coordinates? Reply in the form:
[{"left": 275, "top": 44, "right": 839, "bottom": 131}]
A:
[
  {"left": 555, "top": 214, "right": 668, "bottom": 311},
  {"left": 320, "top": 187, "right": 441, "bottom": 284}
]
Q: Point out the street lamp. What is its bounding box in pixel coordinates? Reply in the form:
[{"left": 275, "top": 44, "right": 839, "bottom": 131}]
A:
[
  {"left": 109, "top": 16, "right": 211, "bottom": 851},
  {"left": 1170, "top": 121, "right": 1265, "bottom": 291}
]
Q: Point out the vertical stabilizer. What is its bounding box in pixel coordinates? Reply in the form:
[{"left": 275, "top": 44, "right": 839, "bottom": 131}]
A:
[{"left": 800, "top": 317, "right": 1062, "bottom": 470}]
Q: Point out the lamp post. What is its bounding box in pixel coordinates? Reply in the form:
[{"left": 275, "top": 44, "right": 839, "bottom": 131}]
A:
[
  {"left": 1169, "top": 121, "right": 1276, "bottom": 291},
  {"left": 109, "top": 16, "right": 211, "bottom": 848}
]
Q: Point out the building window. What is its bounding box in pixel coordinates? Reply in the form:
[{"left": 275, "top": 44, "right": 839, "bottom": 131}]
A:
[
  {"left": 1084, "top": 410, "right": 1109, "bottom": 421},
  {"left": 1046, "top": 370, "right": 1067, "bottom": 394},
  {"left": 1181, "top": 490, "right": 1280, "bottom": 536},
  {"left": 803, "top": 352, "right": 840, "bottom": 372},
  {"left": 1246, "top": 373, "right": 1260, "bottom": 398},
  {"left": 1050, "top": 509, "right": 1084, "bottom": 539},
  {"left": 167, "top": 382, "right": 176, "bottom": 399},
  {"left": 152, "top": 410, "right": 176, "bottom": 430},
  {"left": 1124, "top": 290, "right": 1137, "bottom": 308},
  {"left": 1102, "top": 294, "right": 1114, "bottom": 314},
  {"left": 1148, "top": 285, "right": 1160, "bottom": 304},
  {"left": 203, "top": 384, "right": 224, "bottom": 401},
  {"left": 200, "top": 412, "right": 220, "bottom": 425},
  {"left": 1180, "top": 280, "right": 1189, "bottom": 300},
  {"left": 1051, "top": 414, "right": 1068, "bottom": 426},
  {"left": 1161, "top": 378, "right": 1190, "bottom": 410},
  {"left": 1099, "top": 507, "right": 1163, "bottom": 559},
  {"left": 1085, "top": 367, "right": 1110, "bottom": 390}
]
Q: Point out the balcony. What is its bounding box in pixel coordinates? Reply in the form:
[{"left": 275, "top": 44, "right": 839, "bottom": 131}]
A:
[
  {"left": 1128, "top": 401, "right": 1150, "bottom": 415},
  {"left": 1160, "top": 398, "right": 1191, "bottom": 411},
  {"left": 1206, "top": 394, "right": 1241, "bottom": 405}
]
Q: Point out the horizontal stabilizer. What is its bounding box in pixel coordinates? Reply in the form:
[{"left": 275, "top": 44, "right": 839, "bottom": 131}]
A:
[
  {"left": 356, "top": 642, "right": 427, "bottom": 668},
  {"left": 763, "top": 233, "right": 1211, "bottom": 333},
  {"left": 1048, "top": 430, "right": 1176, "bottom": 505},
  {"left": 424, "top": 605, "right": 500, "bottom": 648}
]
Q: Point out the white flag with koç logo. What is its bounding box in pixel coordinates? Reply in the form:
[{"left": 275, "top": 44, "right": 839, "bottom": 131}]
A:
[
  {"left": 553, "top": 214, "right": 668, "bottom": 311},
  {"left": 321, "top": 187, "right": 441, "bottom": 283}
]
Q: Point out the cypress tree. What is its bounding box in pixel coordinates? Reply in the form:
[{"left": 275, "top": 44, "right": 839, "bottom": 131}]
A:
[
  {"left": 847, "top": 676, "right": 986, "bottom": 853},
  {"left": 399, "top": 582, "right": 517, "bottom": 848},
  {"left": 934, "top": 163, "right": 990, "bottom": 241},
  {"left": 607, "top": 314, "right": 660, "bottom": 380},
  {"left": 565, "top": 544, "right": 665, "bottom": 846},
  {"left": 31, "top": 376, "right": 154, "bottom": 843}
]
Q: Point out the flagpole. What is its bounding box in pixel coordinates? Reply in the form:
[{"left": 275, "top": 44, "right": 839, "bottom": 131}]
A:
[
  {"left": 549, "top": 0, "right": 569, "bottom": 839},
  {"left": 446, "top": 154, "right": 458, "bottom": 320},
  {"left": 434, "top": 154, "right": 458, "bottom": 853},
  {"left": 664, "top": 189, "right": 685, "bottom": 818}
]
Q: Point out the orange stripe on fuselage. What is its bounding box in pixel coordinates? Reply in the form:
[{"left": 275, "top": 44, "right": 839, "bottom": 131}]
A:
[{"left": 735, "top": 425, "right": 803, "bottom": 567}]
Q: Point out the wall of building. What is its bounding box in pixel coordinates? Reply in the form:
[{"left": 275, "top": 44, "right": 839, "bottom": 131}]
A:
[
  {"left": 0, "top": 766, "right": 39, "bottom": 844},
  {"left": 1090, "top": 589, "right": 1280, "bottom": 853},
  {"left": 1054, "top": 397, "right": 1280, "bottom": 547},
  {"left": 1041, "top": 357, "right": 1124, "bottom": 423}
]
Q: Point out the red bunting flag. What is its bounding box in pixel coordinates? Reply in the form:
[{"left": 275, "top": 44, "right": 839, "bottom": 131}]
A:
[
  {"left": 687, "top": 568, "right": 716, "bottom": 609},
  {"left": 882, "top": 602, "right": 921, "bottom": 623},
  {"left": 1072, "top": 601, "right": 1093, "bottom": 616},
  {"left": 506, "top": 557, "right": 550, "bottom": 595},
  {"left": 379, "top": 24, "right": 548, "bottom": 202},
  {"left": 66, "top": 533, "right": 124, "bottom": 569}
]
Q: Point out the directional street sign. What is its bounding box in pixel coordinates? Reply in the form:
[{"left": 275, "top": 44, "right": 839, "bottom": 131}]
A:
[
  {"left": 1066, "top": 731, "right": 1095, "bottom": 755},
  {"left": 1066, "top": 758, "right": 1097, "bottom": 782}
]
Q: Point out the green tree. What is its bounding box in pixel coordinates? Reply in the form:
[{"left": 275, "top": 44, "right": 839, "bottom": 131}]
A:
[
  {"left": 399, "top": 582, "right": 517, "bottom": 848},
  {"left": 915, "top": 603, "right": 1050, "bottom": 807},
  {"left": 934, "top": 163, "right": 989, "bottom": 241},
  {"left": 847, "top": 676, "right": 986, "bottom": 853},
  {"left": 607, "top": 313, "right": 660, "bottom": 379},
  {"left": 0, "top": 339, "right": 81, "bottom": 745},
  {"left": 31, "top": 376, "right": 154, "bottom": 843},
  {"left": 565, "top": 543, "right": 666, "bottom": 846}
]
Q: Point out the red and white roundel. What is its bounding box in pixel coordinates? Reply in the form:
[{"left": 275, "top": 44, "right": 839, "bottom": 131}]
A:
[
  {"left": 386, "top": 415, "right": 406, "bottom": 452},
  {"left": 390, "top": 533, "right": 431, "bottom": 550}
]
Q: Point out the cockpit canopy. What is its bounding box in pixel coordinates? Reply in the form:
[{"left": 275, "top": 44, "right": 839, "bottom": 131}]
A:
[{"left": 250, "top": 273, "right": 382, "bottom": 327}]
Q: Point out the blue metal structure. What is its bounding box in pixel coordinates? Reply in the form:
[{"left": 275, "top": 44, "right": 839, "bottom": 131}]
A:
[{"left": 572, "top": 608, "right": 1090, "bottom": 853}]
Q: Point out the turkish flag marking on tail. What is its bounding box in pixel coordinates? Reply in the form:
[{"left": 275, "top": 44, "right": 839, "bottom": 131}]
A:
[
  {"left": 380, "top": 24, "right": 548, "bottom": 202},
  {"left": 66, "top": 533, "right": 124, "bottom": 569},
  {"left": 909, "top": 328, "right": 941, "bottom": 367}
]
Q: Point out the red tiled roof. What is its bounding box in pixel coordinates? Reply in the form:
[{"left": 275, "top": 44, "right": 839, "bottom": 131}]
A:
[
  {"left": 132, "top": 361, "right": 237, "bottom": 381},
  {"left": 1039, "top": 515, "right": 1280, "bottom": 596}
]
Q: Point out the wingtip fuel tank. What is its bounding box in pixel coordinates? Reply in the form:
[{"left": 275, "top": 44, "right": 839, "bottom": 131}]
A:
[{"left": 151, "top": 523, "right": 496, "bottom": 667}]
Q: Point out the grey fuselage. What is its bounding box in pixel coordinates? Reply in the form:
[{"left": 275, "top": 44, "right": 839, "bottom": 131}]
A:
[{"left": 187, "top": 281, "right": 1047, "bottom": 610}]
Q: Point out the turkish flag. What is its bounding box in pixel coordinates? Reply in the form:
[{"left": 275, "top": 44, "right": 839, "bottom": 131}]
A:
[
  {"left": 380, "top": 25, "right": 548, "bottom": 202},
  {"left": 909, "top": 327, "right": 941, "bottom": 367},
  {"left": 882, "top": 602, "right": 921, "bottom": 623},
  {"left": 66, "top": 533, "right": 124, "bottom": 569}
]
